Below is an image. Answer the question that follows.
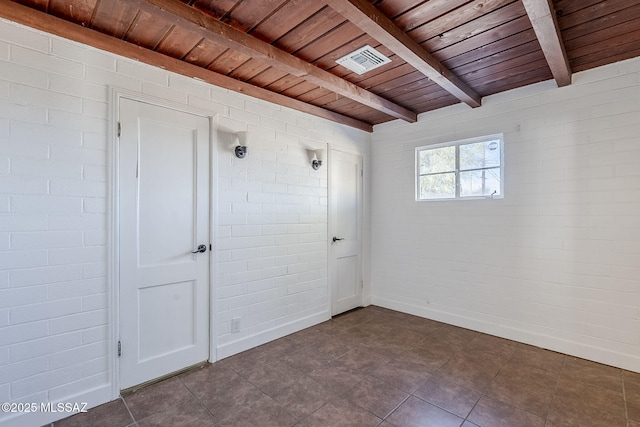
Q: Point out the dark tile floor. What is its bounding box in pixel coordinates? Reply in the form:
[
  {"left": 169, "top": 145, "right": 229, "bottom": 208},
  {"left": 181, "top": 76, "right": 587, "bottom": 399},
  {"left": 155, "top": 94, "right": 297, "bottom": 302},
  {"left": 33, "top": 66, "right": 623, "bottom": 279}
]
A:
[{"left": 51, "top": 306, "right": 640, "bottom": 426}]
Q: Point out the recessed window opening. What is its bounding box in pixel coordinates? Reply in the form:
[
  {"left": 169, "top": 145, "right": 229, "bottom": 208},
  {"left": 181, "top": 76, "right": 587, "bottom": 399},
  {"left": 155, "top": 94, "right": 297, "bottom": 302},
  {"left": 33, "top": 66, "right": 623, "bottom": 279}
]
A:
[{"left": 416, "top": 134, "right": 504, "bottom": 201}]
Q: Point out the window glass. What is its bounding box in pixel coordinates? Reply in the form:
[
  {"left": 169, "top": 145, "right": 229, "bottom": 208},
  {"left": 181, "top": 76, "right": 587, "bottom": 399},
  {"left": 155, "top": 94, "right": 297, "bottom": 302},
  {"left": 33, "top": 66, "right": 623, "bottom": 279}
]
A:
[
  {"left": 419, "top": 146, "right": 455, "bottom": 174},
  {"left": 416, "top": 135, "right": 503, "bottom": 201},
  {"left": 459, "top": 168, "right": 501, "bottom": 197},
  {"left": 419, "top": 173, "right": 455, "bottom": 199},
  {"left": 459, "top": 140, "right": 501, "bottom": 170}
]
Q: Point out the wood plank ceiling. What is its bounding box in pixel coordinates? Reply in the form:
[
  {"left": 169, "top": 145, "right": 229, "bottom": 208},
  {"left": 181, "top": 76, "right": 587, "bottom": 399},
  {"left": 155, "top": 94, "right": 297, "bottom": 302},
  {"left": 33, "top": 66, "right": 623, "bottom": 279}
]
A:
[{"left": 2, "top": 0, "right": 640, "bottom": 132}]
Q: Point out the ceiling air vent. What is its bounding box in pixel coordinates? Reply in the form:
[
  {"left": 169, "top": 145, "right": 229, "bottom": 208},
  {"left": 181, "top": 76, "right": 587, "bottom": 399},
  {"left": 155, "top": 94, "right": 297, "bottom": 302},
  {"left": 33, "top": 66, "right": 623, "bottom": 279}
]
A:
[{"left": 336, "top": 45, "right": 391, "bottom": 75}]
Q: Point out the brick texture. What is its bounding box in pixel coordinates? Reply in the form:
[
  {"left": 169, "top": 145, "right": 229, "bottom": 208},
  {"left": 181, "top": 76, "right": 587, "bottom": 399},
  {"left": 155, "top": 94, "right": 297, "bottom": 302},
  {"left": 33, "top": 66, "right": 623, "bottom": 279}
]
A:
[
  {"left": 0, "top": 19, "right": 370, "bottom": 426},
  {"left": 371, "top": 57, "right": 640, "bottom": 373}
]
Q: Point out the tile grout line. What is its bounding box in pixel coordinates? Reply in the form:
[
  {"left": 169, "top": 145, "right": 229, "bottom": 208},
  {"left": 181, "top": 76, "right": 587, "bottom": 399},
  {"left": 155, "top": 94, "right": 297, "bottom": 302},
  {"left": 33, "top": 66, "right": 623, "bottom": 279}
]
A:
[
  {"left": 397, "top": 329, "right": 483, "bottom": 425},
  {"left": 382, "top": 392, "right": 412, "bottom": 425},
  {"left": 541, "top": 356, "right": 566, "bottom": 427},
  {"left": 462, "top": 345, "right": 513, "bottom": 426},
  {"left": 120, "top": 396, "right": 137, "bottom": 425},
  {"left": 177, "top": 372, "right": 221, "bottom": 424},
  {"left": 303, "top": 315, "right": 442, "bottom": 425},
  {"left": 246, "top": 360, "right": 317, "bottom": 425},
  {"left": 622, "top": 370, "right": 629, "bottom": 426},
  {"left": 249, "top": 318, "right": 379, "bottom": 425}
]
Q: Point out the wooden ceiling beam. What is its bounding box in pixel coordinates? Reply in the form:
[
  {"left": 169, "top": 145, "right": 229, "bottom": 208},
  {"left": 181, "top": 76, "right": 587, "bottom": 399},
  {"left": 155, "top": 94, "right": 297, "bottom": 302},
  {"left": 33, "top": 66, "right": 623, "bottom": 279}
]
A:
[
  {"left": 0, "top": 0, "right": 374, "bottom": 132},
  {"left": 137, "top": 0, "right": 417, "bottom": 123},
  {"left": 325, "top": 0, "right": 482, "bottom": 108},
  {"left": 522, "top": 0, "right": 571, "bottom": 86}
]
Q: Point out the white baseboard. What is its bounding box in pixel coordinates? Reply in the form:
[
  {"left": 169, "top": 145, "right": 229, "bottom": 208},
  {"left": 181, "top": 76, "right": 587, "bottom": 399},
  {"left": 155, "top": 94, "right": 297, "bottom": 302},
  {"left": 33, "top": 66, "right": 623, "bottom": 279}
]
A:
[
  {"left": 216, "top": 310, "right": 331, "bottom": 360},
  {"left": 372, "top": 296, "right": 640, "bottom": 373},
  {"left": 0, "top": 384, "right": 113, "bottom": 427}
]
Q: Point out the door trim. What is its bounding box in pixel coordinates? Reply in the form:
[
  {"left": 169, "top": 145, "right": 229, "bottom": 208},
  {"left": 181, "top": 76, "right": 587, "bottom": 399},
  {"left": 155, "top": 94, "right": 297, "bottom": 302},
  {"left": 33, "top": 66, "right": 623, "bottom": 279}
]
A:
[
  {"left": 109, "top": 88, "right": 218, "bottom": 397},
  {"left": 327, "top": 147, "right": 365, "bottom": 316}
]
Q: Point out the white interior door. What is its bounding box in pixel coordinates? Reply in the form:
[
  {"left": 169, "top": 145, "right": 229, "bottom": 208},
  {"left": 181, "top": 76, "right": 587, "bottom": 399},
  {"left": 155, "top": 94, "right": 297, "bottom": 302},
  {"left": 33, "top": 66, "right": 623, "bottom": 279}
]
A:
[
  {"left": 330, "top": 150, "right": 363, "bottom": 316},
  {"left": 118, "top": 98, "right": 210, "bottom": 390}
]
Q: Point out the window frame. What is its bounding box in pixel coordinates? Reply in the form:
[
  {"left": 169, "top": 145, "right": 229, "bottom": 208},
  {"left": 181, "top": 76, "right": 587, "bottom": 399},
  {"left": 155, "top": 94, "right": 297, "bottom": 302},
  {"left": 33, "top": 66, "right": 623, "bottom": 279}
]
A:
[{"left": 415, "top": 134, "right": 504, "bottom": 201}]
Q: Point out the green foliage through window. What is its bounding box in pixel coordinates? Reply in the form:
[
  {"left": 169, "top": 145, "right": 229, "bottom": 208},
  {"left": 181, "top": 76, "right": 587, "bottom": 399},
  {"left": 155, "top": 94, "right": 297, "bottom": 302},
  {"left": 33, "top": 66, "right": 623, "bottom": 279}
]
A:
[{"left": 416, "top": 135, "right": 503, "bottom": 200}]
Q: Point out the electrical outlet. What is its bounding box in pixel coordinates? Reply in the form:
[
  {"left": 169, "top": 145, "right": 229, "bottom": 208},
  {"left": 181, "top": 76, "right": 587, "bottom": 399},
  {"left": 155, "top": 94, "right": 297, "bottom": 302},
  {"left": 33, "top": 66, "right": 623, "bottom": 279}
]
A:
[{"left": 231, "top": 317, "right": 241, "bottom": 333}]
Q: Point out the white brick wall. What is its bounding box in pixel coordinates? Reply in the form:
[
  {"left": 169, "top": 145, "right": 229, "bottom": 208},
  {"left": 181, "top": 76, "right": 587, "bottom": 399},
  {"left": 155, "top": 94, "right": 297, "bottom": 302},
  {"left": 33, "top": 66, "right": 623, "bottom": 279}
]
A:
[
  {"left": 213, "top": 107, "right": 371, "bottom": 356},
  {"left": 0, "top": 19, "right": 370, "bottom": 426},
  {"left": 371, "top": 56, "right": 640, "bottom": 372}
]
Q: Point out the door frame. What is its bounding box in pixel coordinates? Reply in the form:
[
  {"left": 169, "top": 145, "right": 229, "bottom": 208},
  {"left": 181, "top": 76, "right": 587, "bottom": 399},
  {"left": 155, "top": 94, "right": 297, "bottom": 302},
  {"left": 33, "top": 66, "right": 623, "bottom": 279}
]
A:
[
  {"left": 109, "top": 88, "right": 218, "bottom": 397},
  {"left": 327, "top": 147, "right": 365, "bottom": 316}
]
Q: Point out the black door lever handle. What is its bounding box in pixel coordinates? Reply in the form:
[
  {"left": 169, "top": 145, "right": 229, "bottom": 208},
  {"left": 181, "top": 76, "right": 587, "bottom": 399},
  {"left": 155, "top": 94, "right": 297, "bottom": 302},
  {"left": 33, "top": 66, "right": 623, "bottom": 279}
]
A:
[
  {"left": 191, "top": 244, "right": 207, "bottom": 253},
  {"left": 332, "top": 237, "right": 344, "bottom": 242}
]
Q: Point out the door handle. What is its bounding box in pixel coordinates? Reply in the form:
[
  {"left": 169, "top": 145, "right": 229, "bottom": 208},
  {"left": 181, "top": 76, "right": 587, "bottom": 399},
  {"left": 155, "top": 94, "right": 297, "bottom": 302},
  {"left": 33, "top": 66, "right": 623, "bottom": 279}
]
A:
[
  {"left": 191, "top": 244, "right": 207, "bottom": 254},
  {"left": 332, "top": 237, "right": 344, "bottom": 243}
]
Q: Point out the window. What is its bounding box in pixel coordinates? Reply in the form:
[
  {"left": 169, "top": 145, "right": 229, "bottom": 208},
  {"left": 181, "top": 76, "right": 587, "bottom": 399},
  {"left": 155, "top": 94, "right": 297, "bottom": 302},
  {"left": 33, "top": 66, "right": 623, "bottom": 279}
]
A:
[{"left": 416, "top": 134, "right": 503, "bottom": 201}]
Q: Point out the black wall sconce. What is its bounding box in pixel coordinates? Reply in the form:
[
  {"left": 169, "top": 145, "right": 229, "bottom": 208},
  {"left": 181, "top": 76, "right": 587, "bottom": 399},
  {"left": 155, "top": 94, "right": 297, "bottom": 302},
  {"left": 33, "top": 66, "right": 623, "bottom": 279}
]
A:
[
  {"left": 234, "top": 131, "right": 248, "bottom": 159},
  {"left": 311, "top": 149, "right": 325, "bottom": 170}
]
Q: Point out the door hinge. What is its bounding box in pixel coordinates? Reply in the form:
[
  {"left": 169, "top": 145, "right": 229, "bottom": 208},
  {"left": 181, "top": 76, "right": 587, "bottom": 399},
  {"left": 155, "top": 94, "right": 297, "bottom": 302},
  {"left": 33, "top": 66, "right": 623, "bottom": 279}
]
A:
[
  {"left": 117, "top": 122, "right": 121, "bottom": 138},
  {"left": 361, "top": 280, "right": 364, "bottom": 289},
  {"left": 361, "top": 168, "right": 363, "bottom": 177},
  {"left": 118, "top": 340, "right": 122, "bottom": 357}
]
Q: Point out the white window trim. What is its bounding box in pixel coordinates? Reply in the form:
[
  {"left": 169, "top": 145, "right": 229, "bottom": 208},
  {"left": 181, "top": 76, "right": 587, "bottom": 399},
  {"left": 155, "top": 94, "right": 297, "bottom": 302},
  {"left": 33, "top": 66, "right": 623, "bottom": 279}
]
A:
[{"left": 415, "top": 133, "right": 504, "bottom": 201}]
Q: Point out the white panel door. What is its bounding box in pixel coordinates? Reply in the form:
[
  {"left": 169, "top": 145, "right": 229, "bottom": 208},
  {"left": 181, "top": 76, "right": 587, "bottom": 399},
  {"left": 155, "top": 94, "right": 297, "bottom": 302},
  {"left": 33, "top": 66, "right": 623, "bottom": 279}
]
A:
[
  {"left": 330, "top": 150, "right": 363, "bottom": 316},
  {"left": 118, "top": 98, "right": 210, "bottom": 390}
]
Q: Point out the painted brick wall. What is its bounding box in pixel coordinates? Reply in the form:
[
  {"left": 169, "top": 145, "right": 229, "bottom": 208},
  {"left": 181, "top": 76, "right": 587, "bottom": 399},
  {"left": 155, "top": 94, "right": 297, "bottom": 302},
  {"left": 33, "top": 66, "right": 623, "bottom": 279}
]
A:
[
  {"left": 0, "top": 19, "right": 370, "bottom": 426},
  {"left": 213, "top": 84, "right": 372, "bottom": 358},
  {"left": 371, "top": 57, "right": 640, "bottom": 372}
]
